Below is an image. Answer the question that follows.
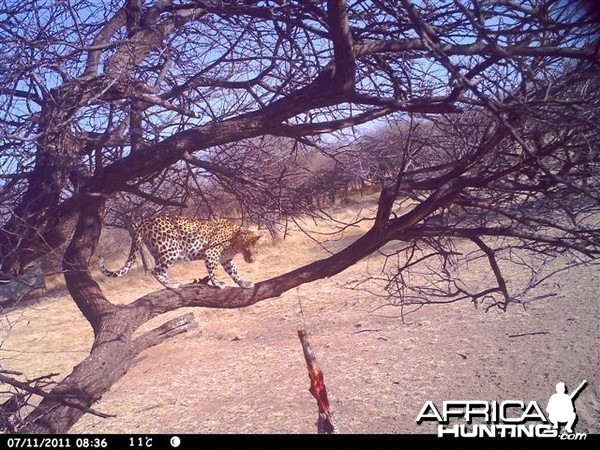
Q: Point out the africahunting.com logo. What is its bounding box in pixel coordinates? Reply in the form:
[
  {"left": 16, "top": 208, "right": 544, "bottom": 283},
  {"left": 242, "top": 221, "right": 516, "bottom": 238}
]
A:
[{"left": 416, "top": 380, "right": 588, "bottom": 439}]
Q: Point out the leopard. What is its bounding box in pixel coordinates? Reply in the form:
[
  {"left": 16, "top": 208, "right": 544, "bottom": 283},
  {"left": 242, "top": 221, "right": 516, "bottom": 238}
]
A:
[{"left": 98, "top": 214, "right": 260, "bottom": 289}]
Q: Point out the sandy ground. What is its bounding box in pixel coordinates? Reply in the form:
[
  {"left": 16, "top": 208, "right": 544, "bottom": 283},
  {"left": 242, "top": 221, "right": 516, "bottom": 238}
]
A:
[{"left": 1, "top": 196, "right": 598, "bottom": 435}]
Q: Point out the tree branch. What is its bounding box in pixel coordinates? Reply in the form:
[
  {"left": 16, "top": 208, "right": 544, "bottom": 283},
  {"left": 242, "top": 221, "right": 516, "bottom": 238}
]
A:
[{"left": 0, "top": 373, "right": 114, "bottom": 420}]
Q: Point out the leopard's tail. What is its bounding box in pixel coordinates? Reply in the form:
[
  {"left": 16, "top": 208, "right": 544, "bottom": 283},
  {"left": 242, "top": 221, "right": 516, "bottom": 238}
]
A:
[{"left": 98, "top": 229, "right": 144, "bottom": 278}]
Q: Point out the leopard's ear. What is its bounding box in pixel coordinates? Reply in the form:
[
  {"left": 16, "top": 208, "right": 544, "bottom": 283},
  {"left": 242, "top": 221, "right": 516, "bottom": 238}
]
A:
[{"left": 247, "top": 233, "right": 261, "bottom": 244}]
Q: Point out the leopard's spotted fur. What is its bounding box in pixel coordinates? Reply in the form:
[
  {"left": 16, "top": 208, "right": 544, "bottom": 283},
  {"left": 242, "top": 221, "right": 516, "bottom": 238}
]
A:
[{"left": 99, "top": 214, "right": 260, "bottom": 289}]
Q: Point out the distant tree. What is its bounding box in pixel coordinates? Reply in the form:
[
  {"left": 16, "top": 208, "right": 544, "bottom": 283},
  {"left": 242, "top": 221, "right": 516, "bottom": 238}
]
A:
[{"left": 0, "top": 0, "right": 598, "bottom": 433}]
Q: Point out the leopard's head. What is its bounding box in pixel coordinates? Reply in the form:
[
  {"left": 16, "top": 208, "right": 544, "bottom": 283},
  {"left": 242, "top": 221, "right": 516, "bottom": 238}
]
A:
[{"left": 235, "top": 229, "right": 261, "bottom": 263}]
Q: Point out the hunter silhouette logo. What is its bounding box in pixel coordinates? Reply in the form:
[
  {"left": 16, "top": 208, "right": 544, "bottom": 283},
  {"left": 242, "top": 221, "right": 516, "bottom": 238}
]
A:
[{"left": 546, "top": 380, "right": 587, "bottom": 433}]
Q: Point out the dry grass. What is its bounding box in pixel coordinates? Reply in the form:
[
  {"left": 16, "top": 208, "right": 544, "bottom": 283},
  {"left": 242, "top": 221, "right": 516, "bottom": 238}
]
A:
[{"left": 1, "top": 193, "right": 598, "bottom": 434}]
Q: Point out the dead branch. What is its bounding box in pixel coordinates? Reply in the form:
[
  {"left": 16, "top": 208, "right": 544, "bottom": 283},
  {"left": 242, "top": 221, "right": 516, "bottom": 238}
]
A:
[{"left": 0, "top": 373, "right": 114, "bottom": 420}]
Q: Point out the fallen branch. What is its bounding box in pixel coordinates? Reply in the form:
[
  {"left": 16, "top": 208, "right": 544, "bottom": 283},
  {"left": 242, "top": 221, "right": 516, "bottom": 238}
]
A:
[
  {"left": 508, "top": 331, "right": 550, "bottom": 338},
  {"left": 297, "top": 329, "right": 336, "bottom": 434}
]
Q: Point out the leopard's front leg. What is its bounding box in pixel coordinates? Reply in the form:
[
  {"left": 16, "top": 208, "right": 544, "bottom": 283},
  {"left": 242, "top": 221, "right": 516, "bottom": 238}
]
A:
[
  {"left": 204, "top": 249, "right": 226, "bottom": 288},
  {"left": 222, "top": 259, "right": 254, "bottom": 288}
]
